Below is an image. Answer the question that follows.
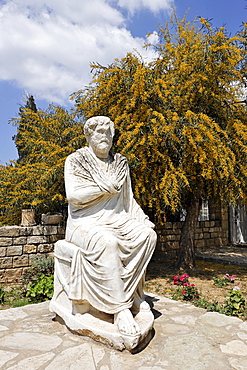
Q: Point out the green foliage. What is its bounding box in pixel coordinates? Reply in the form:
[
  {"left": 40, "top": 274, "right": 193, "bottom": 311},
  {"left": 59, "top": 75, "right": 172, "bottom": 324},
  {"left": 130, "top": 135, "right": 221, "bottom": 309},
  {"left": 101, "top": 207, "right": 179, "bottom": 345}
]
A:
[
  {"left": 0, "top": 286, "right": 5, "bottom": 304},
  {"left": 186, "top": 287, "right": 246, "bottom": 317},
  {"left": 0, "top": 104, "right": 86, "bottom": 225},
  {"left": 181, "top": 285, "right": 200, "bottom": 301},
  {"left": 213, "top": 277, "right": 231, "bottom": 288},
  {"left": 73, "top": 14, "right": 247, "bottom": 221},
  {"left": 22, "top": 256, "right": 54, "bottom": 290},
  {"left": 224, "top": 288, "right": 246, "bottom": 316},
  {"left": 26, "top": 274, "right": 54, "bottom": 301},
  {"left": 21, "top": 256, "right": 54, "bottom": 302}
]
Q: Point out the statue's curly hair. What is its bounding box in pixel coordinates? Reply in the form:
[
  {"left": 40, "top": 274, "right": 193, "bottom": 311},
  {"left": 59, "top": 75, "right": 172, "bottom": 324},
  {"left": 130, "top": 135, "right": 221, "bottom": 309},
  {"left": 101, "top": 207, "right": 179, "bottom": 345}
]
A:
[{"left": 84, "top": 116, "right": 114, "bottom": 138}]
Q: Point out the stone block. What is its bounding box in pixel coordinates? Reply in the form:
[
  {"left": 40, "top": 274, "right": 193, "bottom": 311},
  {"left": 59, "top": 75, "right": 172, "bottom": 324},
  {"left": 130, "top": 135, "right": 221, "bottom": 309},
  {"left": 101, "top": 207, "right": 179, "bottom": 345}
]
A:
[
  {"left": 0, "top": 247, "right": 6, "bottom": 257},
  {"left": 7, "top": 245, "right": 23, "bottom": 256},
  {"left": 41, "top": 213, "right": 63, "bottom": 225},
  {"left": 195, "top": 233, "right": 203, "bottom": 240},
  {"left": 0, "top": 269, "right": 5, "bottom": 283},
  {"left": 210, "top": 232, "right": 220, "bottom": 239},
  {"left": 23, "top": 244, "right": 37, "bottom": 254},
  {"left": 49, "top": 235, "right": 63, "bottom": 243},
  {"left": 213, "top": 237, "right": 223, "bottom": 247},
  {"left": 32, "top": 225, "right": 45, "bottom": 235},
  {"left": 27, "top": 236, "right": 48, "bottom": 244},
  {"left": 172, "top": 222, "right": 183, "bottom": 230},
  {"left": 172, "top": 229, "right": 181, "bottom": 236},
  {"left": 20, "top": 227, "right": 33, "bottom": 236},
  {"left": 13, "top": 255, "right": 29, "bottom": 267},
  {"left": 57, "top": 226, "right": 65, "bottom": 235},
  {"left": 0, "top": 257, "right": 13, "bottom": 268},
  {"left": 157, "top": 235, "right": 164, "bottom": 243},
  {"left": 43, "top": 226, "right": 58, "bottom": 235},
  {"left": 196, "top": 239, "right": 206, "bottom": 249},
  {"left": 164, "top": 222, "right": 173, "bottom": 229},
  {"left": 208, "top": 228, "right": 216, "bottom": 233},
  {"left": 164, "top": 234, "right": 178, "bottom": 241},
  {"left": 0, "top": 238, "right": 12, "bottom": 246},
  {"left": 38, "top": 244, "right": 54, "bottom": 253},
  {"left": 13, "top": 237, "right": 27, "bottom": 245},
  {"left": 4, "top": 268, "right": 23, "bottom": 282},
  {"left": 0, "top": 226, "right": 20, "bottom": 237}
]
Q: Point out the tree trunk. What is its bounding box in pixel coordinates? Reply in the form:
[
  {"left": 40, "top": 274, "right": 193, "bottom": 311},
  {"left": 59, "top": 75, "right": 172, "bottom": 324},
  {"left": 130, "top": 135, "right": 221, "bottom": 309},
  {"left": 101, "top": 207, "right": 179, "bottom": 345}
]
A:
[{"left": 175, "top": 193, "right": 200, "bottom": 269}]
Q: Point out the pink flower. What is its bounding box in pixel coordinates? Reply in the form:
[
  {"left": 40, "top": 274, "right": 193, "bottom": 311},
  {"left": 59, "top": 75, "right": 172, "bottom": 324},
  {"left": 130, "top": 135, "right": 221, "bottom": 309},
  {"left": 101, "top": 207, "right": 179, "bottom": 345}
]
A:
[
  {"left": 190, "top": 284, "right": 195, "bottom": 287},
  {"left": 183, "top": 283, "right": 189, "bottom": 286},
  {"left": 231, "top": 275, "right": 236, "bottom": 282},
  {"left": 224, "top": 274, "right": 230, "bottom": 278},
  {"left": 182, "top": 273, "right": 189, "bottom": 278},
  {"left": 233, "top": 286, "right": 240, "bottom": 291},
  {"left": 180, "top": 277, "right": 185, "bottom": 282},
  {"left": 182, "top": 290, "right": 186, "bottom": 294}
]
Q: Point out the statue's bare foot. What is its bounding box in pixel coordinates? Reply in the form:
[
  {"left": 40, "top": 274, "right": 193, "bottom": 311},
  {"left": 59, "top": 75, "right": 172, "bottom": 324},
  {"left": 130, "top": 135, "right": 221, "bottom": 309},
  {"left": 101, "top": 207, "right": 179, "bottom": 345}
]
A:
[
  {"left": 132, "top": 296, "right": 151, "bottom": 314},
  {"left": 114, "top": 309, "right": 141, "bottom": 336}
]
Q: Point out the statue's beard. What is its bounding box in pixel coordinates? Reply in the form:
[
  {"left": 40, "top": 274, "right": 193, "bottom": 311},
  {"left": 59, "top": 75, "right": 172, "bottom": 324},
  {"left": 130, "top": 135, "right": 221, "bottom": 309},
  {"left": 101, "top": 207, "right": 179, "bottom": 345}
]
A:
[{"left": 91, "top": 140, "right": 112, "bottom": 158}]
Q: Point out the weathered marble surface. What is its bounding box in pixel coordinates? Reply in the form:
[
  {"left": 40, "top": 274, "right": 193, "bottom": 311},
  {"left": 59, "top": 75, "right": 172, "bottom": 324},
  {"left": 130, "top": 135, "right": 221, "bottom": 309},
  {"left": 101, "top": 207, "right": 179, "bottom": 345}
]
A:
[{"left": 50, "top": 116, "right": 157, "bottom": 350}]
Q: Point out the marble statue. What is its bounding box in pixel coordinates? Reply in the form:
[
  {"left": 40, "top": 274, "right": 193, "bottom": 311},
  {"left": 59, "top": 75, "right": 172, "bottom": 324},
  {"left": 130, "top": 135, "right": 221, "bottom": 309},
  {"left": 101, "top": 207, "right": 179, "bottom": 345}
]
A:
[{"left": 50, "top": 116, "right": 157, "bottom": 351}]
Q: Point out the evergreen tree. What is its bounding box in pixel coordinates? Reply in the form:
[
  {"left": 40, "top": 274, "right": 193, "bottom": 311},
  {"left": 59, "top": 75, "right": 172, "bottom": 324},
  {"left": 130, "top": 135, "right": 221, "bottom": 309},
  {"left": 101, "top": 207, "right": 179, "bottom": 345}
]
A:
[
  {"left": 14, "top": 94, "right": 38, "bottom": 161},
  {"left": 72, "top": 14, "right": 247, "bottom": 269}
]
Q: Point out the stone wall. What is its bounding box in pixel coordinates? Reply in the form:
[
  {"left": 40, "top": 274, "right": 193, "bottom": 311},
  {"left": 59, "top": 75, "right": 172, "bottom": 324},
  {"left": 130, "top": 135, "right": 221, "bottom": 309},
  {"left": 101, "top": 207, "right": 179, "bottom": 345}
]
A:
[
  {"left": 154, "top": 207, "right": 229, "bottom": 260},
  {"left": 0, "top": 205, "right": 230, "bottom": 282},
  {"left": 0, "top": 225, "right": 65, "bottom": 283}
]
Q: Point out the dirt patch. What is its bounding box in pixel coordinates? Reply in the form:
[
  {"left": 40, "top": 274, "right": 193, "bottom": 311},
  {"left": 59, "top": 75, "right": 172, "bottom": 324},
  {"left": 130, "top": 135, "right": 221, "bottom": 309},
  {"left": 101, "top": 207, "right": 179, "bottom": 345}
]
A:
[{"left": 145, "top": 258, "right": 247, "bottom": 308}]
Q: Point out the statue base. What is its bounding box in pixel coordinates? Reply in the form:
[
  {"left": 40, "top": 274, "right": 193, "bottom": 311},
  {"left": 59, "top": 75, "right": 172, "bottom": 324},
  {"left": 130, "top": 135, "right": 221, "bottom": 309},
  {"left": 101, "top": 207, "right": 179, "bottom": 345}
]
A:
[
  {"left": 49, "top": 240, "right": 154, "bottom": 352},
  {"left": 50, "top": 299, "right": 154, "bottom": 351}
]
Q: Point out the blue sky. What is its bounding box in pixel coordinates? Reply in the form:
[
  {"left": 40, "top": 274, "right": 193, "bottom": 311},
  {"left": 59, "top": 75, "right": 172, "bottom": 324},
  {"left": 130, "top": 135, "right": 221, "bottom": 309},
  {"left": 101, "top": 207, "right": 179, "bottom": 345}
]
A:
[{"left": 0, "top": 0, "right": 246, "bottom": 164}]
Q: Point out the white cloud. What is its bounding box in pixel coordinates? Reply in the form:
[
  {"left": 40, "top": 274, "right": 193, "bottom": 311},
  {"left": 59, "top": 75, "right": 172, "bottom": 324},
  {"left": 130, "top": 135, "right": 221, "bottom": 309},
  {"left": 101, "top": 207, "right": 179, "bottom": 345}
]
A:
[
  {"left": 112, "top": 0, "right": 174, "bottom": 14},
  {"left": 0, "top": 0, "right": 172, "bottom": 105}
]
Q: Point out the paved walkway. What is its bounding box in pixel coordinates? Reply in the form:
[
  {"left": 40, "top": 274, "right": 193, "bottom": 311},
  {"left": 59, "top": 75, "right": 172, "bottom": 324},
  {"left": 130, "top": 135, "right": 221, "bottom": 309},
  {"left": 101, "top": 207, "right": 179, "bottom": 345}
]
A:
[
  {"left": 1, "top": 297, "right": 247, "bottom": 369},
  {"left": 196, "top": 245, "right": 247, "bottom": 266}
]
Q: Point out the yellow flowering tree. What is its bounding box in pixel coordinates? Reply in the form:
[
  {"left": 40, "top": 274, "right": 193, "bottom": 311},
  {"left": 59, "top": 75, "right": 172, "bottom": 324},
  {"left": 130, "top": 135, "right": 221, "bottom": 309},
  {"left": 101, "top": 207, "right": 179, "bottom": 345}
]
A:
[
  {"left": 73, "top": 15, "right": 247, "bottom": 269},
  {"left": 0, "top": 105, "right": 85, "bottom": 225}
]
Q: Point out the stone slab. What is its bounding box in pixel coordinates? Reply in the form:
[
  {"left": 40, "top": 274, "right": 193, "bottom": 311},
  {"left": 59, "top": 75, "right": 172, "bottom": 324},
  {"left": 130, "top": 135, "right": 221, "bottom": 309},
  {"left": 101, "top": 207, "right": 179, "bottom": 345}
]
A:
[{"left": 1, "top": 297, "right": 247, "bottom": 369}]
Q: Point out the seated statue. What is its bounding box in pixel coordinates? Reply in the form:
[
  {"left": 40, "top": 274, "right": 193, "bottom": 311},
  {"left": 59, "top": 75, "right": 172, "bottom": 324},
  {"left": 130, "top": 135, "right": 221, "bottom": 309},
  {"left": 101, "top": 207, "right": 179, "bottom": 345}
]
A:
[{"left": 50, "top": 116, "right": 157, "bottom": 350}]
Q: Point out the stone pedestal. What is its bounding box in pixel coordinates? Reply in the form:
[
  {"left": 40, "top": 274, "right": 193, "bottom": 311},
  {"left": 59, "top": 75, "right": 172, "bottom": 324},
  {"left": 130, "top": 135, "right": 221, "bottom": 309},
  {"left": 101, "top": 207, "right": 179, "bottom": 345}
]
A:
[{"left": 21, "top": 209, "right": 36, "bottom": 226}]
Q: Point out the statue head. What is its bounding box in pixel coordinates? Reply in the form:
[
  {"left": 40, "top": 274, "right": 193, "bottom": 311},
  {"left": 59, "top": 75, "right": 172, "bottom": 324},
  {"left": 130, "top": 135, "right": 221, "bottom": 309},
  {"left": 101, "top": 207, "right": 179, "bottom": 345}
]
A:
[{"left": 84, "top": 116, "right": 115, "bottom": 159}]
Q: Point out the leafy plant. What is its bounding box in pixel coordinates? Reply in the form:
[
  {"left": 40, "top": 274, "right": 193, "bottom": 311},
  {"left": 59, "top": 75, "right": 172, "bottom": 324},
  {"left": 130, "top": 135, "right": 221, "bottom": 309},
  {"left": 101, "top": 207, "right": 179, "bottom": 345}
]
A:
[
  {"left": 22, "top": 256, "right": 54, "bottom": 288},
  {"left": 223, "top": 287, "right": 246, "bottom": 317},
  {"left": 181, "top": 285, "right": 200, "bottom": 301},
  {"left": 21, "top": 256, "right": 54, "bottom": 302},
  {"left": 26, "top": 274, "right": 54, "bottom": 301},
  {"left": 0, "top": 286, "right": 5, "bottom": 304},
  {"left": 213, "top": 274, "right": 236, "bottom": 288},
  {"left": 173, "top": 273, "right": 189, "bottom": 286}
]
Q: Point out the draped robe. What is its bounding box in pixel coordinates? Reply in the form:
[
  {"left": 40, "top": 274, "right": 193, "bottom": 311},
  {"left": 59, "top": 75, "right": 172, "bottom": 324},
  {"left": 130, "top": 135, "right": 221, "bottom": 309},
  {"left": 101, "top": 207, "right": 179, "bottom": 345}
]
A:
[{"left": 64, "top": 147, "right": 157, "bottom": 314}]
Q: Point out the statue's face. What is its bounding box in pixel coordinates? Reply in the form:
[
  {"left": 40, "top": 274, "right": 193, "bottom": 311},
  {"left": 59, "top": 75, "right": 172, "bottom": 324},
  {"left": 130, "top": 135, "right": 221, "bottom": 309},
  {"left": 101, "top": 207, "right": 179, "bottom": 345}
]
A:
[{"left": 88, "top": 120, "right": 113, "bottom": 159}]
